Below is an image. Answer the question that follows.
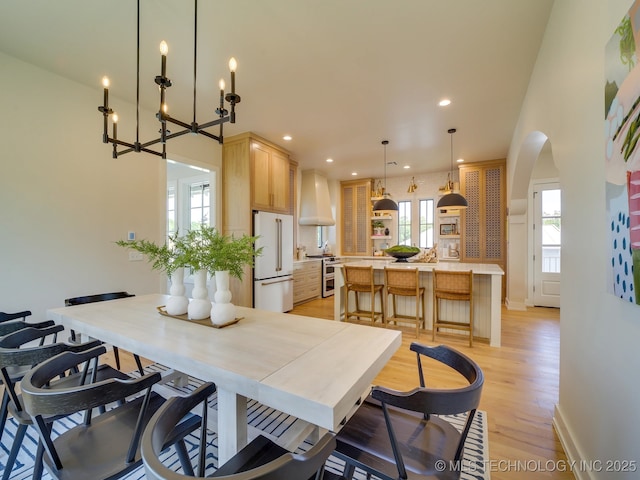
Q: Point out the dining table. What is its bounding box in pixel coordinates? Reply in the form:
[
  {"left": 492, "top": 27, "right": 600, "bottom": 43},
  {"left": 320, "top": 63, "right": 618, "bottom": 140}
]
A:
[{"left": 46, "top": 293, "right": 401, "bottom": 465}]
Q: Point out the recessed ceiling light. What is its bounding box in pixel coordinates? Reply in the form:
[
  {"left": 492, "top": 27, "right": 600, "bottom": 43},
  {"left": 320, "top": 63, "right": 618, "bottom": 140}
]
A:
[
  {"left": 457, "top": 158, "right": 464, "bottom": 163},
  {"left": 403, "top": 165, "right": 410, "bottom": 169},
  {"left": 439, "top": 99, "right": 451, "bottom": 107},
  {"left": 283, "top": 135, "right": 292, "bottom": 141},
  {"left": 351, "top": 172, "right": 358, "bottom": 176},
  {"left": 326, "top": 158, "right": 334, "bottom": 163}
]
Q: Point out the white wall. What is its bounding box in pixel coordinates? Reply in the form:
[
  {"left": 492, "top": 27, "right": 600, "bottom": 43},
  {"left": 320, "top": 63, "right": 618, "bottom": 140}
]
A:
[
  {"left": 508, "top": 0, "right": 640, "bottom": 477},
  {"left": 0, "top": 52, "right": 221, "bottom": 321}
]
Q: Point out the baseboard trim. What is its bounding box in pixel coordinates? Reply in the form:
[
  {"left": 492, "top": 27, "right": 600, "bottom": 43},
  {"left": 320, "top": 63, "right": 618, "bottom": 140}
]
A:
[
  {"left": 553, "top": 403, "right": 592, "bottom": 480},
  {"left": 505, "top": 297, "right": 527, "bottom": 311}
]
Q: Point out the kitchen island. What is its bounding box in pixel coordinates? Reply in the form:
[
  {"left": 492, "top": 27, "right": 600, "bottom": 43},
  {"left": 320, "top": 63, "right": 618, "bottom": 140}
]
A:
[{"left": 334, "top": 259, "right": 504, "bottom": 346}]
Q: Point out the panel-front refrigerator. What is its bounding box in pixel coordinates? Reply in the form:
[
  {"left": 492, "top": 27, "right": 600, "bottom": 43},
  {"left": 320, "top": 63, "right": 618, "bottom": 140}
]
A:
[{"left": 253, "top": 211, "right": 294, "bottom": 312}]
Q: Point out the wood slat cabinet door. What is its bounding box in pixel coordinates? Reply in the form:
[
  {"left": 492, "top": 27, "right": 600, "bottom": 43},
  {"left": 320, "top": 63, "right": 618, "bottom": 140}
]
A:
[
  {"left": 251, "top": 140, "right": 290, "bottom": 214},
  {"left": 341, "top": 179, "right": 372, "bottom": 256},
  {"left": 460, "top": 159, "right": 506, "bottom": 298}
]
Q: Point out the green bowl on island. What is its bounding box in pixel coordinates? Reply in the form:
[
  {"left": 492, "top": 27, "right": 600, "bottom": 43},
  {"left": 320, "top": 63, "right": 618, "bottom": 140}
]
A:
[{"left": 384, "top": 245, "right": 421, "bottom": 262}]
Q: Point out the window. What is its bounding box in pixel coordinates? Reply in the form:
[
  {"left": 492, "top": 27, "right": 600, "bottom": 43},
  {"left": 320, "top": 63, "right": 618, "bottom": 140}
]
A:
[
  {"left": 419, "top": 199, "right": 434, "bottom": 248},
  {"left": 398, "top": 201, "right": 412, "bottom": 246},
  {"left": 317, "top": 226, "right": 325, "bottom": 249},
  {"left": 166, "top": 163, "right": 216, "bottom": 237},
  {"left": 167, "top": 182, "right": 176, "bottom": 237},
  {"left": 541, "top": 189, "right": 561, "bottom": 273},
  {"left": 188, "top": 181, "right": 210, "bottom": 230}
]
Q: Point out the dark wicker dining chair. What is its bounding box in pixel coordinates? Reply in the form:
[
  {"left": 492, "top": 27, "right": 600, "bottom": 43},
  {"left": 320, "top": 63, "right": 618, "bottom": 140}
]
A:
[
  {"left": 64, "top": 291, "right": 144, "bottom": 374},
  {"left": 0, "top": 320, "right": 58, "bottom": 451},
  {"left": 0, "top": 326, "right": 128, "bottom": 480},
  {"left": 332, "top": 343, "right": 484, "bottom": 480},
  {"left": 0, "top": 310, "right": 33, "bottom": 323},
  {"left": 142, "top": 381, "right": 341, "bottom": 480},
  {"left": 20, "top": 344, "right": 200, "bottom": 480}
]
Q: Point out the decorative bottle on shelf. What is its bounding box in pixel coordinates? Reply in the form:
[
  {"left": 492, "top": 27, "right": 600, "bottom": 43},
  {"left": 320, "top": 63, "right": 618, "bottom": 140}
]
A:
[{"left": 384, "top": 227, "right": 390, "bottom": 236}]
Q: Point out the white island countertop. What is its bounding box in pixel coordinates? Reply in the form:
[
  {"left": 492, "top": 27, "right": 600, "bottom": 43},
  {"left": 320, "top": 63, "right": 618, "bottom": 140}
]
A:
[{"left": 338, "top": 258, "right": 504, "bottom": 276}]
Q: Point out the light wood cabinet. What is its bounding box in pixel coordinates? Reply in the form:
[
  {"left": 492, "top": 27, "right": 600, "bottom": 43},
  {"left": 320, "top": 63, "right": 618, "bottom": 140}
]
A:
[
  {"left": 459, "top": 159, "right": 506, "bottom": 298},
  {"left": 340, "top": 179, "right": 373, "bottom": 256},
  {"left": 251, "top": 140, "right": 290, "bottom": 213},
  {"left": 222, "top": 132, "right": 294, "bottom": 307},
  {"left": 293, "top": 260, "right": 322, "bottom": 305}
]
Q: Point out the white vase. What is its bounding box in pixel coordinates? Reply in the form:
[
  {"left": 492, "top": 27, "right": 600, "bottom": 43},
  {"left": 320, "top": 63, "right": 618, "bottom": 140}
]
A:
[
  {"left": 211, "top": 270, "right": 236, "bottom": 326},
  {"left": 165, "top": 267, "right": 189, "bottom": 315},
  {"left": 188, "top": 269, "right": 211, "bottom": 320}
]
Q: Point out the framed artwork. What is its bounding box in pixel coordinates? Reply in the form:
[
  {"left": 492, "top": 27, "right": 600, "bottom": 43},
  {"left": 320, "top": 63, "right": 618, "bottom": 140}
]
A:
[
  {"left": 440, "top": 224, "right": 456, "bottom": 236},
  {"left": 605, "top": 0, "right": 640, "bottom": 305}
]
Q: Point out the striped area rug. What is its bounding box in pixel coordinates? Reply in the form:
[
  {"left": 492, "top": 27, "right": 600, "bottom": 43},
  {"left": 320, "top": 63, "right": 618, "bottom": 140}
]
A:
[{"left": 1, "top": 363, "right": 490, "bottom": 479}]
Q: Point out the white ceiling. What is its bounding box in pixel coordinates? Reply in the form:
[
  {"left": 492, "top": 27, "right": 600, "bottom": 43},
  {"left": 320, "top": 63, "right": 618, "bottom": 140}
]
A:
[{"left": 0, "top": 0, "right": 553, "bottom": 181}]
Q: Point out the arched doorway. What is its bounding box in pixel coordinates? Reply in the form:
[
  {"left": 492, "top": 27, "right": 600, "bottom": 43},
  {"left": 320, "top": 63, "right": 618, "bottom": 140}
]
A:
[{"left": 508, "top": 132, "right": 561, "bottom": 309}]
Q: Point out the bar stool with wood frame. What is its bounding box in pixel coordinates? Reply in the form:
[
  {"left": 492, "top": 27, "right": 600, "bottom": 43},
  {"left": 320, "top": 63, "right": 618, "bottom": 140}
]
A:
[
  {"left": 432, "top": 269, "right": 474, "bottom": 346},
  {"left": 343, "top": 265, "right": 384, "bottom": 325},
  {"left": 384, "top": 267, "right": 426, "bottom": 338}
]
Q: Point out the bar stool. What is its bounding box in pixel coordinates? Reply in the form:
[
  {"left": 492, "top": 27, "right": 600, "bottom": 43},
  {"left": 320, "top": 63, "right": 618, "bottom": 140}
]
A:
[
  {"left": 432, "top": 269, "right": 474, "bottom": 346},
  {"left": 384, "top": 267, "right": 425, "bottom": 338},
  {"left": 344, "top": 265, "right": 384, "bottom": 324}
]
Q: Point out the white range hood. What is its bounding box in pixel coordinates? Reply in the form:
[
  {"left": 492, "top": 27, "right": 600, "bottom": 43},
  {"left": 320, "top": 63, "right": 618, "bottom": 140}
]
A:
[{"left": 299, "top": 169, "right": 335, "bottom": 226}]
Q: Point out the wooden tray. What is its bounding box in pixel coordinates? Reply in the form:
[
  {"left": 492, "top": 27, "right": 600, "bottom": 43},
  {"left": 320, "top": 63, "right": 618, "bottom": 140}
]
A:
[{"left": 157, "top": 306, "right": 242, "bottom": 329}]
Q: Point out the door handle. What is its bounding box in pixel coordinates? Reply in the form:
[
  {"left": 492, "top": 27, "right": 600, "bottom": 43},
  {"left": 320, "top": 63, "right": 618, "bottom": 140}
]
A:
[{"left": 260, "top": 277, "right": 293, "bottom": 286}]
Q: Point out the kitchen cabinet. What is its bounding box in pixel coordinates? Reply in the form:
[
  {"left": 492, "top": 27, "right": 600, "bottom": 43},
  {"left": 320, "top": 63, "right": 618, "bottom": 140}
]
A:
[
  {"left": 222, "top": 132, "right": 296, "bottom": 307},
  {"left": 223, "top": 132, "right": 292, "bottom": 218},
  {"left": 252, "top": 142, "right": 290, "bottom": 213},
  {"left": 459, "top": 159, "right": 506, "bottom": 298},
  {"left": 293, "top": 260, "right": 322, "bottom": 305},
  {"left": 340, "top": 179, "right": 373, "bottom": 256}
]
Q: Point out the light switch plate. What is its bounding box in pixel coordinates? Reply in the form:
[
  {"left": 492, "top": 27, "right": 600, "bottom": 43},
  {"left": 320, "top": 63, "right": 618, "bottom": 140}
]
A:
[{"left": 129, "top": 251, "right": 143, "bottom": 261}]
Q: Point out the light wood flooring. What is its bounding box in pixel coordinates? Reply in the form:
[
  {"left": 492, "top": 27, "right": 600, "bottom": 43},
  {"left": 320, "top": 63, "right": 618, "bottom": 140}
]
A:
[
  {"left": 290, "top": 297, "right": 572, "bottom": 480},
  {"left": 103, "top": 297, "right": 571, "bottom": 480}
]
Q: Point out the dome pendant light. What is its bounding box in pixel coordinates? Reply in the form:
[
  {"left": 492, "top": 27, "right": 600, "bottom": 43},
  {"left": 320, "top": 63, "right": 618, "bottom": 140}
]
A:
[
  {"left": 373, "top": 140, "right": 398, "bottom": 211},
  {"left": 436, "top": 128, "right": 468, "bottom": 209}
]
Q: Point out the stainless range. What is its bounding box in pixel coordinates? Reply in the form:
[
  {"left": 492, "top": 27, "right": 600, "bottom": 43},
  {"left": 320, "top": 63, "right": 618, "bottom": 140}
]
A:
[{"left": 321, "top": 256, "right": 342, "bottom": 297}]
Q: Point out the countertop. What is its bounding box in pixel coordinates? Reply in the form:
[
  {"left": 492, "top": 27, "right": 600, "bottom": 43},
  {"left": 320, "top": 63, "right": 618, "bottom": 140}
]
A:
[
  {"left": 293, "top": 257, "right": 323, "bottom": 264},
  {"left": 336, "top": 259, "right": 504, "bottom": 275}
]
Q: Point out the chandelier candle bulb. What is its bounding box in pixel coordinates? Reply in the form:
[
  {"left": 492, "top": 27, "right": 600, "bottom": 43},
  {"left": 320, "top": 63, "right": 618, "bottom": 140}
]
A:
[
  {"left": 229, "top": 57, "right": 237, "bottom": 94},
  {"left": 219, "top": 79, "right": 225, "bottom": 110},
  {"left": 102, "top": 76, "right": 109, "bottom": 109},
  {"left": 112, "top": 113, "right": 118, "bottom": 140},
  {"left": 159, "top": 41, "right": 168, "bottom": 78}
]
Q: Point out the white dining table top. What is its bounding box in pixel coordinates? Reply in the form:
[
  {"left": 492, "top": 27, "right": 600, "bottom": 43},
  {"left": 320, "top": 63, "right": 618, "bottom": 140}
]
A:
[{"left": 46, "top": 293, "right": 402, "bottom": 433}]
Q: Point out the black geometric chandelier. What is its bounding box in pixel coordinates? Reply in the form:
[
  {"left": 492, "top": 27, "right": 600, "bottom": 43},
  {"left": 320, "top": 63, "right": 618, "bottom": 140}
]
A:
[{"left": 98, "top": 0, "right": 241, "bottom": 159}]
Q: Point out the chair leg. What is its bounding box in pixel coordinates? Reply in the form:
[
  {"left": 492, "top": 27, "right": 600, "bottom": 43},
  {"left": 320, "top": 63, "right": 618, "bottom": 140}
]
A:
[
  {"left": 415, "top": 293, "right": 420, "bottom": 338},
  {"left": 175, "top": 439, "right": 194, "bottom": 476},
  {"left": 370, "top": 289, "right": 375, "bottom": 324},
  {"left": 432, "top": 296, "right": 438, "bottom": 342},
  {"left": 113, "top": 346, "right": 121, "bottom": 370},
  {"left": 469, "top": 299, "right": 473, "bottom": 347},
  {"left": 134, "top": 354, "right": 145, "bottom": 376},
  {"left": 33, "top": 438, "right": 45, "bottom": 480},
  {"left": 0, "top": 388, "right": 9, "bottom": 443},
  {"left": 1, "top": 423, "right": 27, "bottom": 480}
]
